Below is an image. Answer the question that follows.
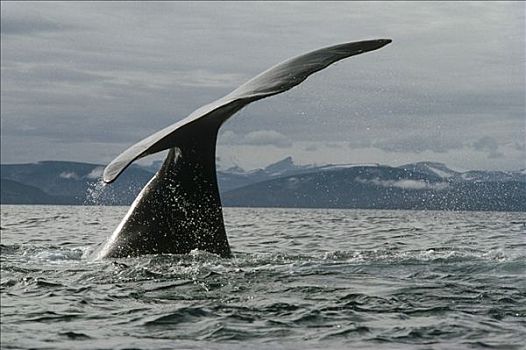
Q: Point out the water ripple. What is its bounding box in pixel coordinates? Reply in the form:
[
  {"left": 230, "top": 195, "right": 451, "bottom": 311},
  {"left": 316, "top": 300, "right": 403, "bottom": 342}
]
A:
[{"left": 1, "top": 206, "right": 525, "bottom": 349}]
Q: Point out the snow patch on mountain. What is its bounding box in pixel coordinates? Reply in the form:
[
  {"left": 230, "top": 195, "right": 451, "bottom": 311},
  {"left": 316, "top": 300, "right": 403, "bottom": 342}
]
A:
[
  {"left": 85, "top": 167, "right": 104, "bottom": 179},
  {"left": 59, "top": 171, "right": 79, "bottom": 180},
  {"left": 426, "top": 165, "right": 454, "bottom": 178},
  {"left": 319, "top": 163, "right": 380, "bottom": 171},
  {"left": 356, "top": 177, "right": 449, "bottom": 191}
]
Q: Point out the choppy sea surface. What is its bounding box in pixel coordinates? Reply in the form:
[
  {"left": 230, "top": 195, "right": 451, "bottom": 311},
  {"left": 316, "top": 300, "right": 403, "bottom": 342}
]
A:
[{"left": 1, "top": 205, "right": 525, "bottom": 349}]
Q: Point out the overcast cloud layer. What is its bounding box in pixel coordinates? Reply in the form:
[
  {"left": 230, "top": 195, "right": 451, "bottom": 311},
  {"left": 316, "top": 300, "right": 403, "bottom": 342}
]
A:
[{"left": 1, "top": 2, "right": 524, "bottom": 171}]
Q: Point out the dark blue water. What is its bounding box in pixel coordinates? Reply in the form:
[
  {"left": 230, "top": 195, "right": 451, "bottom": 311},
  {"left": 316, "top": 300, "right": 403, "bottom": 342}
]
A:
[{"left": 1, "top": 205, "right": 525, "bottom": 349}]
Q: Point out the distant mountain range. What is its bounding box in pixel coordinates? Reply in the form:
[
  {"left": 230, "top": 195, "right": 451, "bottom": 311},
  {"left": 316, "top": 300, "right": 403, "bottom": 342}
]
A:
[{"left": 1, "top": 158, "right": 525, "bottom": 211}]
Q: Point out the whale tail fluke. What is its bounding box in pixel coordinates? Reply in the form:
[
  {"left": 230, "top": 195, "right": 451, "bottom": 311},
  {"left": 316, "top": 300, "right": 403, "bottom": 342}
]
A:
[
  {"left": 102, "top": 39, "right": 391, "bottom": 184},
  {"left": 98, "top": 39, "right": 391, "bottom": 259}
]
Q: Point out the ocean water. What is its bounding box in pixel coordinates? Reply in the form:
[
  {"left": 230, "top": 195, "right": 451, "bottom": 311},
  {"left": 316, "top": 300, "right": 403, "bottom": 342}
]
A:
[{"left": 1, "top": 205, "right": 525, "bottom": 350}]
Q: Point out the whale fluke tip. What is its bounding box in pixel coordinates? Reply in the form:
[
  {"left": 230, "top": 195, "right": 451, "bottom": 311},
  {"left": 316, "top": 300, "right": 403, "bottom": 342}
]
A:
[
  {"left": 103, "top": 161, "right": 124, "bottom": 184},
  {"left": 368, "top": 38, "right": 392, "bottom": 50}
]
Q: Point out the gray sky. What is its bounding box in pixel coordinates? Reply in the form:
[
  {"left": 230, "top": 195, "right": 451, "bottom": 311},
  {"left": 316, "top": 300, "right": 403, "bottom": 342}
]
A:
[{"left": 1, "top": 1, "right": 524, "bottom": 171}]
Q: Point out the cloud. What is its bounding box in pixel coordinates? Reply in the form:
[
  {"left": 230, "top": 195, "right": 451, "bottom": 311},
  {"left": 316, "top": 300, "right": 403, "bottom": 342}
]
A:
[
  {"left": 1, "top": 16, "right": 69, "bottom": 35},
  {"left": 218, "top": 130, "right": 238, "bottom": 145},
  {"left": 473, "top": 136, "right": 498, "bottom": 151},
  {"left": 0, "top": 1, "right": 524, "bottom": 171},
  {"left": 372, "top": 135, "right": 464, "bottom": 154},
  {"left": 171, "top": 69, "right": 245, "bottom": 88},
  {"left": 244, "top": 130, "right": 292, "bottom": 148},
  {"left": 303, "top": 144, "right": 318, "bottom": 151},
  {"left": 219, "top": 129, "right": 292, "bottom": 148},
  {"left": 472, "top": 136, "right": 504, "bottom": 159},
  {"left": 325, "top": 142, "right": 343, "bottom": 149},
  {"left": 347, "top": 139, "right": 373, "bottom": 149}
]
